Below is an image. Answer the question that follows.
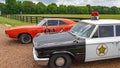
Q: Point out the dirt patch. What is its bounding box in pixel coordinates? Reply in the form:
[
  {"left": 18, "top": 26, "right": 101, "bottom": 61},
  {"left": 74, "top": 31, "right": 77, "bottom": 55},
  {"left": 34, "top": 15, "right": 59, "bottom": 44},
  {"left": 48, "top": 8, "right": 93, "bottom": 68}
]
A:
[{"left": 0, "top": 24, "right": 120, "bottom": 68}]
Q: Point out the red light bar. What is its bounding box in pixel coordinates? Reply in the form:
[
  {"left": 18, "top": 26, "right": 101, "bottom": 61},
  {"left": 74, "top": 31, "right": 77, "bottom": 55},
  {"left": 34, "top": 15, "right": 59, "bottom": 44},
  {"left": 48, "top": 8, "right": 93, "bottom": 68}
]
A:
[
  {"left": 91, "top": 12, "right": 99, "bottom": 20},
  {"left": 91, "top": 12, "right": 99, "bottom": 16}
]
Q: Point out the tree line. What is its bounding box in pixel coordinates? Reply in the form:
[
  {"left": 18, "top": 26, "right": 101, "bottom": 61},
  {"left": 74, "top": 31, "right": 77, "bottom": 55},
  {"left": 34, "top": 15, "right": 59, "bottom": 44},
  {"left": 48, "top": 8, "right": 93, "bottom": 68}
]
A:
[{"left": 0, "top": 0, "right": 120, "bottom": 14}]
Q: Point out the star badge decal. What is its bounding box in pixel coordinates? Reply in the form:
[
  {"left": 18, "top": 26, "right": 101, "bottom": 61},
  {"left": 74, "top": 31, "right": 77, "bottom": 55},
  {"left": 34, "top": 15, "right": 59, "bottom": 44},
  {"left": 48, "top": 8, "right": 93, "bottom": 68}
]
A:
[{"left": 97, "top": 44, "right": 107, "bottom": 56}]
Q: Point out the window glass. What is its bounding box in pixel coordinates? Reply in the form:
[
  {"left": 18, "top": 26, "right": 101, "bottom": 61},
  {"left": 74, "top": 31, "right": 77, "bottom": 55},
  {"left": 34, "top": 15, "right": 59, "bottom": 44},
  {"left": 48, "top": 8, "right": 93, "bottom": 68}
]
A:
[
  {"left": 47, "top": 20, "right": 58, "bottom": 26},
  {"left": 116, "top": 25, "right": 120, "bottom": 36},
  {"left": 93, "top": 26, "right": 114, "bottom": 38},
  {"left": 69, "top": 22, "right": 95, "bottom": 38},
  {"left": 99, "top": 26, "right": 114, "bottom": 37},
  {"left": 59, "top": 20, "right": 67, "bottom": 25}
]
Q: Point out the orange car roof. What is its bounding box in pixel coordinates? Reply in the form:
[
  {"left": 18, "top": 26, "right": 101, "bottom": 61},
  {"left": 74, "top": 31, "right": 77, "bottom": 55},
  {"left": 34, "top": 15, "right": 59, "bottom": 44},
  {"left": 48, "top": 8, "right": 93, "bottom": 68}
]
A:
[{"left": 44, "top": 18, "right": 76, "bottom": 24}]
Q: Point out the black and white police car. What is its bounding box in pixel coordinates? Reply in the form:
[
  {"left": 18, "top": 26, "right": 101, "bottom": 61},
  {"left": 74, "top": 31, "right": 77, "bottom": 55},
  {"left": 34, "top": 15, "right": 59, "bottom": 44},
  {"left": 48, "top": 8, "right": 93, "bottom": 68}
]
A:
[{"left": 33, "top": 12, "right": 120, "bottom": 68}]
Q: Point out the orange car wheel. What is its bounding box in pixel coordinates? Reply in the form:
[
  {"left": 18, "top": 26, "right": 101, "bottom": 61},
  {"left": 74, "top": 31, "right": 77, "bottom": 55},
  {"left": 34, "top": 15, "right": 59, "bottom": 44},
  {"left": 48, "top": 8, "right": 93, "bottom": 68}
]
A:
[{"left": 19, "top": 34, "right": 32, "bottom": 44}]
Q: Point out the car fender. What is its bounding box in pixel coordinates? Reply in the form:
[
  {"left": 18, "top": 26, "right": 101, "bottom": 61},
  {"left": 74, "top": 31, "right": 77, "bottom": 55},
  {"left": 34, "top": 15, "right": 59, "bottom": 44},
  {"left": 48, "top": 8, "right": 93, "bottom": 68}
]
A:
[{"left": 51, "top": 51, "right": 75, "bottom": 59}]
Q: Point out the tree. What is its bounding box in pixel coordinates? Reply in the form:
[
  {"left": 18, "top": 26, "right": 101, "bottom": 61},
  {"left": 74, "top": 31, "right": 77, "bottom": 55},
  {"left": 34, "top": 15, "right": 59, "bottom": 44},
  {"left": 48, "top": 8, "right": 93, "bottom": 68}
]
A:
[
  {"left": 0, "top": 1, "right": 120, "bottom": 14},
  {"left": 47, "top": 3, "right": 58, "bottom": 14},
  {"left": 6, "top": 0, "right": 16, "bottom": 5},
  {"left": 5, "top": 0, "right": 17, "bottom": 14},
  {"left": 36, "top": 2, "right": 46, "bottom": 14},
  {"left": 15, "top": 1, "right": 22, "bottom": 14},
  {"left": 58, "top": 5, "right": 67, "bottom": 14},
  {"left": 80, "top": 6, "right": 89, "bottom": 14},
  {"left": 111, "top": 6, "right": 119, "bottom": 14},
  {"left": 22, "top": 1, "right": 36, "bottom": 14},
  {"left": 86, "top": 4, "right": 92, "bottom": 14},
  {"left": 0, "top": 3, "right": 6, "bottom": 14},
  {"left": 67, "top": 5, "right": 77, "bottom": 14}
]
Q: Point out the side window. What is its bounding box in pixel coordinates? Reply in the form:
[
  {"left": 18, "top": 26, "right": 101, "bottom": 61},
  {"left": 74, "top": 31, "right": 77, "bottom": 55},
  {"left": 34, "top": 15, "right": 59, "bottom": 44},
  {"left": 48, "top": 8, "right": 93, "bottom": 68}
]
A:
[
  {"left": 93, "top": 26, "right": 114, "bottom": 38},
  {"left": 59, "top": 20, "right": 67, "bottom": 25},
  {"left": 47, "top": 20, "right": 58, "bottom": 26},
  {"left": 116, "top": 25, "right": 120, "bottom": 36},
  {"left": 99, "top": 26, "right": 114, "bottom": 37}
]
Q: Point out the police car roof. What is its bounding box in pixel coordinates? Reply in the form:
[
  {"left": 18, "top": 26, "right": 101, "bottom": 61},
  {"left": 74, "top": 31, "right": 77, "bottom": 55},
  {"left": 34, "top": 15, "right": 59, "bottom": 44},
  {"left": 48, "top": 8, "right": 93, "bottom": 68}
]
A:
[{"left": 81, "top": 19, "right": 120, "bottom": 25}]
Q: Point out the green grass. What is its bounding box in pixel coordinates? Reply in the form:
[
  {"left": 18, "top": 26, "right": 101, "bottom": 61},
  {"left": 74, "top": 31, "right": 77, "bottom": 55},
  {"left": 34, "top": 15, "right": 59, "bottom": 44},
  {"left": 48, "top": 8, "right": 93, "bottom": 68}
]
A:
[
  {"left": 1, "top": 14, "right": 120, "bottom": 26},
  {"left": 0, "top": 16, "right": 35, "bottom": 26},
  {"left": 22, "top": 14, "right": 120, "bottom": 19}
]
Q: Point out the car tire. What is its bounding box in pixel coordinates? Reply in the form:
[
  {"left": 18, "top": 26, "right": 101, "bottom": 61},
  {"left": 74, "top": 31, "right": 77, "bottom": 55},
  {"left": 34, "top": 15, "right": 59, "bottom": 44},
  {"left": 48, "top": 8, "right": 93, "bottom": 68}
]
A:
[
  {"left": 48, "top": 54, "right": 71, "bottom": 68},
  {"left": 19, "top": 34, "right": 32, "bottom": 44}
]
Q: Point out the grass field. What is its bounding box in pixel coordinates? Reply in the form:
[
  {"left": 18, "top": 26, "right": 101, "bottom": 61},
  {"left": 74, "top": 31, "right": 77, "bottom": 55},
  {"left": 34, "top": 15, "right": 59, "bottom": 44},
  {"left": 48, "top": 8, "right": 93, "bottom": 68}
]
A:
[
  {"left": 22, "top": 14, "right": 120, "bottom": 19},
  {"left": 1, "top": 14, "right": 120, "bottom": 26},
  {"left": 0, "top": 16, "right": 35, "bottom": 26}
]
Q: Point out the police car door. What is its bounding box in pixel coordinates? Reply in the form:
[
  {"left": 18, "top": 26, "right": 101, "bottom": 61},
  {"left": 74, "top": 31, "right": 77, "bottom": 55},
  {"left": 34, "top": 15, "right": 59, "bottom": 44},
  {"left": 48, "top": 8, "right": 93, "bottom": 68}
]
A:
[{"left": 85, "top": 25, "right": 118, "bottom": 62}]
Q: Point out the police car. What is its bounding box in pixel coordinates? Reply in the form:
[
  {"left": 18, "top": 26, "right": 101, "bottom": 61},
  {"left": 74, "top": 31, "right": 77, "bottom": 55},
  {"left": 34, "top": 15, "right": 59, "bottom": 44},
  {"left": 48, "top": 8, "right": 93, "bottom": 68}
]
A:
[{"left": 33, "top": 12, "right": 120, "bottom": 68}]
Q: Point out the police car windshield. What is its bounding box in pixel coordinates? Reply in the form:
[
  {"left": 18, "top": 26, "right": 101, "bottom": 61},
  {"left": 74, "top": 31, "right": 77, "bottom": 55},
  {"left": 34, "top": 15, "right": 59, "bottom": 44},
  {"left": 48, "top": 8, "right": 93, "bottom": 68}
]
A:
[
  {"left": 69, "top": 22, "right": 95, "bottom": 38},
  {"left": 37, "top": 20, "right": 46, "bottom": 26}
]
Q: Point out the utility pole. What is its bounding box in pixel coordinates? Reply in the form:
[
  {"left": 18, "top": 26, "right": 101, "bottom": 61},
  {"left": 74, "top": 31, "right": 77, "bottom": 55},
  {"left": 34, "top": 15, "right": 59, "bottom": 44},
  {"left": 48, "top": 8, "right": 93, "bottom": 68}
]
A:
[{"left": 20, "top": 11, "right": 23, "bottom": 21}]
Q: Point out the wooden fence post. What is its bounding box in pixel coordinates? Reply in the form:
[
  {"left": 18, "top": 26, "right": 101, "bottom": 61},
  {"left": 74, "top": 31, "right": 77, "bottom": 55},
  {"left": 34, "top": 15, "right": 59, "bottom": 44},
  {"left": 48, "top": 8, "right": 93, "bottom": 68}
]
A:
[
  {"left": 26, "top": 16, "right": 28, "bottom": 22},
  {"left": 23, "top": 16, "right": 24, "bottom": 21},
  {"left": 30, "top": 16, "right": 32, "bottom": 23},
  {"left": 36, "top": 16, "right": 38, "bottom": 24}
]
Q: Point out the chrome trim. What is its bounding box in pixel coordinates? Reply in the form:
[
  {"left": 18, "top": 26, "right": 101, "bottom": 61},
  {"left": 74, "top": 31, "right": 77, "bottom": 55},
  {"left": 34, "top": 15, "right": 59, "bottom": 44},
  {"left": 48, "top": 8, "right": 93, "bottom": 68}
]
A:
[{"left": 33, "top": 48, "right": 49, "bottom": 66}]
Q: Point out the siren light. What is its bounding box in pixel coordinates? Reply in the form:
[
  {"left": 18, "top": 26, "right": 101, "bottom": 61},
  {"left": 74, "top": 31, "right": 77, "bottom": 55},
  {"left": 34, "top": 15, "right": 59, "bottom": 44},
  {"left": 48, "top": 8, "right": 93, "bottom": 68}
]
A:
[{"left": 91, "top": 12, "right": 99, "bottom": 20}]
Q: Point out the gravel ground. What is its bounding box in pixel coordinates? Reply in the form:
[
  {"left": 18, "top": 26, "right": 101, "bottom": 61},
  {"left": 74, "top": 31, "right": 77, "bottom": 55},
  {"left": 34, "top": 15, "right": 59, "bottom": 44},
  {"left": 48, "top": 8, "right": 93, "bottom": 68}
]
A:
[{"left": 0, "top": 24, "right": 120, "bottom": 68}]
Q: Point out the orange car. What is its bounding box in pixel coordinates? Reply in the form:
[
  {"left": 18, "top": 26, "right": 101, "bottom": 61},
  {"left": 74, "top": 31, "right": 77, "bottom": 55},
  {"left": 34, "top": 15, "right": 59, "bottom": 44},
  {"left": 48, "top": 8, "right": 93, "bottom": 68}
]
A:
[{"left": 5, "top": 18, "right": 76, "bottom": 44}]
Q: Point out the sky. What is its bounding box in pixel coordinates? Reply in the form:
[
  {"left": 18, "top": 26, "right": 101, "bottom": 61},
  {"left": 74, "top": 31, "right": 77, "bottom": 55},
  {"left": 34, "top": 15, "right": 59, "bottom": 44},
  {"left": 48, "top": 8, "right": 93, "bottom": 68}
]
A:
[{"left": 0, "top": 0, "right": 120, "bottom": 7}]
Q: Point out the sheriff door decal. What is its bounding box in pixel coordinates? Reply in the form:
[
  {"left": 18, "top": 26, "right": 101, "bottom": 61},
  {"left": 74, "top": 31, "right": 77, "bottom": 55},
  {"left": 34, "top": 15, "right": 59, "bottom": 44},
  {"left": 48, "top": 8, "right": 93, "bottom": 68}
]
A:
[{"left": 97, "top": 44, "right": 108, "bottom": 56}]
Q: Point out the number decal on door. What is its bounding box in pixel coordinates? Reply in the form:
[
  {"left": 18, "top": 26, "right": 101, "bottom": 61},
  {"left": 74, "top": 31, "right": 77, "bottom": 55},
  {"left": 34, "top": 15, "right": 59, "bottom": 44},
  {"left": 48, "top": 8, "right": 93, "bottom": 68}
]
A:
[{"left": 44, "top": 28, "right": 50, "bottom": 33}]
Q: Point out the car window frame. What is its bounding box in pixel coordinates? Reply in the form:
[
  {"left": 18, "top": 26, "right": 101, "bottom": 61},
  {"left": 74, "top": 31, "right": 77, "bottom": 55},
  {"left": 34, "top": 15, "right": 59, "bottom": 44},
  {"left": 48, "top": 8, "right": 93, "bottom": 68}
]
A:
[{"left": 42, "top": 21, "right": 47, "bottom": 26}]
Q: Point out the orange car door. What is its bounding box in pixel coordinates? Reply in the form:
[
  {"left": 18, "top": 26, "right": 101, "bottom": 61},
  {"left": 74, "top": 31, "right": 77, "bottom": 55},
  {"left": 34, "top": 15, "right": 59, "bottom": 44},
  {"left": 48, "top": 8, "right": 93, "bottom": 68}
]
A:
[{"left": 44, "top": 20, "right": 59, "bottom": 33}]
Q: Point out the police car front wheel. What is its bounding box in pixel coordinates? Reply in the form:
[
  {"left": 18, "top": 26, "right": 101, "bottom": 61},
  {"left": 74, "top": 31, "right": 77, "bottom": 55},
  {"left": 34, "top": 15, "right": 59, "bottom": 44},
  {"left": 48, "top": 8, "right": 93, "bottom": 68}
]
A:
[{"left": 48, "top": 54, "right": 71, "bottom": 68}]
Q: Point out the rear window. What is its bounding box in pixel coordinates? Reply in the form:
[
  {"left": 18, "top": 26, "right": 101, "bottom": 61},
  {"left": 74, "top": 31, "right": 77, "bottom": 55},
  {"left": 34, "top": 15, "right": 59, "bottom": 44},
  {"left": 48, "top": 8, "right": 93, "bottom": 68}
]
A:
[{"left": 59, "top": 20, "right": 67, "bottom": 25}]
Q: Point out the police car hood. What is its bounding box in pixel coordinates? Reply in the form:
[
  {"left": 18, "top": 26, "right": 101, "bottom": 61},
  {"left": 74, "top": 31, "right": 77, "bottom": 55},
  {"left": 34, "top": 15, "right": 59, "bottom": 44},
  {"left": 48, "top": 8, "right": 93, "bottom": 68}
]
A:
[{"left": 33, "top": 32, "right": 76, "bottom": 49}]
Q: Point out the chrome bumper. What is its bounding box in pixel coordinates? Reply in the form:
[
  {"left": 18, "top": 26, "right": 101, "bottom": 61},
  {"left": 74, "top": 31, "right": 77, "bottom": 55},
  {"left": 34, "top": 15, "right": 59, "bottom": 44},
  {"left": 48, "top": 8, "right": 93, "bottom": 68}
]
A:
[{"left": 33, "top": 48, "right": 49, "bottom": 66}]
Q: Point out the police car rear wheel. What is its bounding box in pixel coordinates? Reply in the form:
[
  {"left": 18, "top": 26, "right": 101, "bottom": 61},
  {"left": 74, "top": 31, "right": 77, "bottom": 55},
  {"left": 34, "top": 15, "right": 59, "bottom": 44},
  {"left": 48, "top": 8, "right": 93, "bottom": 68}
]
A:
[{"left": 48, "top": 54, "right": 71, "bottom": 68}]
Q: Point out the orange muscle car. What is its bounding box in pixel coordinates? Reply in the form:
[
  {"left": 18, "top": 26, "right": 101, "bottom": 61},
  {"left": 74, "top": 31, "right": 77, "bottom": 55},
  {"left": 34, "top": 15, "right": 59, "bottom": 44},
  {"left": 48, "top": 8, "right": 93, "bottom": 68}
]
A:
[{"left": 5, "top": 18, "right": 76, "bottom": 44}]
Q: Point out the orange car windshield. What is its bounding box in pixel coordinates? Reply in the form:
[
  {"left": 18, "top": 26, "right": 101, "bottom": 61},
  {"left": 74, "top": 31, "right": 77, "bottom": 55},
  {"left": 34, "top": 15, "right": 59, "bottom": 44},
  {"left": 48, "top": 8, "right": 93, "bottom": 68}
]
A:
[{"left": 37, "top": 20, "right": 46, "bottom": 26}]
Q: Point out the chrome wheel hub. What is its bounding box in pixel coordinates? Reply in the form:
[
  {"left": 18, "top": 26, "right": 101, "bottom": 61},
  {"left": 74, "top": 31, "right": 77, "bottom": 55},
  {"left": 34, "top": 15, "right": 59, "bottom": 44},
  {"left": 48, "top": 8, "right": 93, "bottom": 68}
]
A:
[{"left": 55, "top": 57, "right": 65, "bottom": 66}]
